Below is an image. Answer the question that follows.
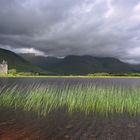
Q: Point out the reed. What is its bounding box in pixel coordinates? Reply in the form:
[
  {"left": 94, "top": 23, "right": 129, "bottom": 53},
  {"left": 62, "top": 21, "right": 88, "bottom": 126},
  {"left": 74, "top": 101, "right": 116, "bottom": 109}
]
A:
[{"left": 0, "top": 84, "right": 140, "bottom": 116}]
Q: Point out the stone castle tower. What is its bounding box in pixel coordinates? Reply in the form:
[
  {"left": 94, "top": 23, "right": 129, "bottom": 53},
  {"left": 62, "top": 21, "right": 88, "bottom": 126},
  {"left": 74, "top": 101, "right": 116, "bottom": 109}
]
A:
[{"left": 0, "top": 60, "right": 8, "bottom": 75}]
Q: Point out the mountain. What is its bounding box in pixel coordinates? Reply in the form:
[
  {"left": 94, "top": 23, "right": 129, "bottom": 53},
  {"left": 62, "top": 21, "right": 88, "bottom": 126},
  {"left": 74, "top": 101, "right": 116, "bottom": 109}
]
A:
[
  {"left": 20, "top": 53, "right": 62, "bottom": 71},
  {"left": 20, "top": 54, "right": 137, "bottom": 75},
  {"left": 1, "top": 48, "right": 137, "bottom": 76},
  {"left": 0, "top": 48, "right": 44, "bottom": 74}
]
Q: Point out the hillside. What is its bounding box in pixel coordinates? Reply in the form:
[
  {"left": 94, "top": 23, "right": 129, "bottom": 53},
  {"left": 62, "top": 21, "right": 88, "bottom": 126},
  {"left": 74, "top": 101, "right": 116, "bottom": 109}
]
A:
[
  {"left": 20, "top": 54, "right": 137, "bottom": 75},
  {"left": 0, "top": 48, "right": 44, "bottom": 74}
]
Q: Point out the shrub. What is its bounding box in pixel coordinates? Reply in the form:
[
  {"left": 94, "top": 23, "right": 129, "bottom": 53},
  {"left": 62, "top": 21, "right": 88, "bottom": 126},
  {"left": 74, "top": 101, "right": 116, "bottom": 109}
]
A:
[
  {"left": 88, "top": 72, "right": 110, "bottom": 76},
  {"left": 8, "top": 69, "right": 17, "bottom": 75}
]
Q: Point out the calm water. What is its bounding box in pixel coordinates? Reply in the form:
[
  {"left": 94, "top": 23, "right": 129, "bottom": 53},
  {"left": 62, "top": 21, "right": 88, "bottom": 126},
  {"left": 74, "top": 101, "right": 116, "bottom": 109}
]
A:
[{"left": 1, "top": 77, "right": 140, "bottom": 88}]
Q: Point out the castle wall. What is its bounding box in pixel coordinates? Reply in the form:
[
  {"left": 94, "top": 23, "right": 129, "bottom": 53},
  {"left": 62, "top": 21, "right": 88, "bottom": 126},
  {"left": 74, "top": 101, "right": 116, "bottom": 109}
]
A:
[{"left": 0, "top": 64, "right": 8, "bottom": 74}]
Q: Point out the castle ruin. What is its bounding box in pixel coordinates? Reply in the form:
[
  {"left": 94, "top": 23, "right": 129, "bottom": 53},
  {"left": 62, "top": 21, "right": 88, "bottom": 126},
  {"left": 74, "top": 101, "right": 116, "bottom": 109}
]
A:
[{"left": 0, "top": 60, "right": 8, "bottom": 75}]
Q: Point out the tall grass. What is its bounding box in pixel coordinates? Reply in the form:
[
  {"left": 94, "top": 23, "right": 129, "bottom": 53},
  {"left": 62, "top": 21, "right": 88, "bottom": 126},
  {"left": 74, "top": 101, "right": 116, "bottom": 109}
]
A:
[{"left": 0, "top": 84, "right": 140, "bottom": 116}]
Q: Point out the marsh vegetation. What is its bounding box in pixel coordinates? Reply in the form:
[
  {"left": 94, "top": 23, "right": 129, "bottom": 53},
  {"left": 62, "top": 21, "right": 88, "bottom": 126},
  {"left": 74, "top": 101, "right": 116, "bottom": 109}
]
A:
[{"left": 1, "top": 78, "right": 140, "bottom": 139}]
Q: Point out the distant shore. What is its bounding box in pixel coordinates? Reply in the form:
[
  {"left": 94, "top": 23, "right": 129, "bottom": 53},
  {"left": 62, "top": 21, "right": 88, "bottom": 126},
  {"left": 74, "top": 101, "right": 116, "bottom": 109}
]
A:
[{"left": 1, "top": 75, "right": 140, "bottom": 78}]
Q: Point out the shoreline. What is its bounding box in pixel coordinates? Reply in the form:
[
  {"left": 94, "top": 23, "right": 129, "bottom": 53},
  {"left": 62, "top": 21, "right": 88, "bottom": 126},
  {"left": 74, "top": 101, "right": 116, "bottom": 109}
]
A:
[{"left": 1, "top": 75, "right": 140, "bottom": 78}]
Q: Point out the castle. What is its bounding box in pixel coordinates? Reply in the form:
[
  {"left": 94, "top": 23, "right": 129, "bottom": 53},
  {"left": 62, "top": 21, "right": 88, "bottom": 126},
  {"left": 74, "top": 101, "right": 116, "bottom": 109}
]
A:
[{"left": 0, "top": 60, "right": 8, "bottom": 75}]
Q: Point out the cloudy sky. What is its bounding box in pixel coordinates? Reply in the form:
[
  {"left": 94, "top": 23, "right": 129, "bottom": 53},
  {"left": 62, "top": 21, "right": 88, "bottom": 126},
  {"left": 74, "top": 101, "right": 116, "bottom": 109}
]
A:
[{"left": 0, "top": 0, "right": 140, "bottom": 64}]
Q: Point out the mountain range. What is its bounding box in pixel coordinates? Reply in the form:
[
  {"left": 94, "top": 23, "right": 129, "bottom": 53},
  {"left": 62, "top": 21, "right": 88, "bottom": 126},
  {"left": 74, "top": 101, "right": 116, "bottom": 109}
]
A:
[
  {"left": 20, "top": 53, "right": 140, "bottom": 75},
  {"left": 1, "top": 48, "right": 140, "bottom": 75}
]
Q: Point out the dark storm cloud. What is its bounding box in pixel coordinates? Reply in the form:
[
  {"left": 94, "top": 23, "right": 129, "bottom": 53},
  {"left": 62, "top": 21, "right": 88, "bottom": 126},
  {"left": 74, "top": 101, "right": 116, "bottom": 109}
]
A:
[{"left": 0, "top": 0, "right": 140, "bottom": 63}]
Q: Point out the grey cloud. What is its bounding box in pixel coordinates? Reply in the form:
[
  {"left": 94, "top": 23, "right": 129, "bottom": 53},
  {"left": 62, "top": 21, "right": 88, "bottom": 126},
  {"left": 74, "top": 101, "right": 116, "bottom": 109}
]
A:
[{"left": 0, "top": 0, "right": 140, "bottom": 63}]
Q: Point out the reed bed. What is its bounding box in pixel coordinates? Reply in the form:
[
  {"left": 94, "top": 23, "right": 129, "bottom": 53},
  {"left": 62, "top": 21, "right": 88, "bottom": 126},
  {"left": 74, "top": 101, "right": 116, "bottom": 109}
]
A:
[{"left": 0, "top": 84, "right": 140, "bottom": 116}]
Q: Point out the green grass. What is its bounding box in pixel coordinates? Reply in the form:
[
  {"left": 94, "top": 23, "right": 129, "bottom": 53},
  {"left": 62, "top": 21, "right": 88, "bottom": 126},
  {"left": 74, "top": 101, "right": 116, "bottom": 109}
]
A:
[
  {"left": 1, "top": 75, "right": 140, "bottom": 78},
  {"left": 0, "top": 84, "right": 140, "bottom": 117}
]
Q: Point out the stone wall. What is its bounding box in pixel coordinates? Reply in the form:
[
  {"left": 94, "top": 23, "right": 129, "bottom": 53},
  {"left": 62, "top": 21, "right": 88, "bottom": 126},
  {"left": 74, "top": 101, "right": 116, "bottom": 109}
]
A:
[{"left": 0, "top": 63, "right": 8, "bottom": 74}]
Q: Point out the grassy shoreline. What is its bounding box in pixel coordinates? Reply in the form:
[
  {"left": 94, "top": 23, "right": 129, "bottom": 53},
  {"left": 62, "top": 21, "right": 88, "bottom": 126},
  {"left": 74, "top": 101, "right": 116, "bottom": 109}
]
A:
[{"left": 1, "top": 75, "right": 140, "bottom": 78}]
